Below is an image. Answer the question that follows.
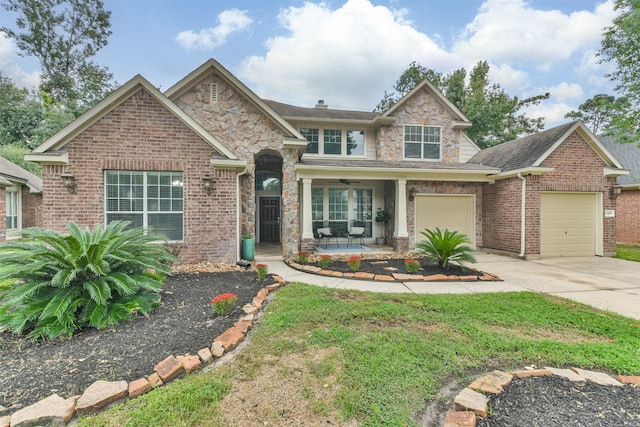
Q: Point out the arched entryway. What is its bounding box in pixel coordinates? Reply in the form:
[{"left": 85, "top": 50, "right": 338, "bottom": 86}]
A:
[{"left": 255, "top": 152, "right": 283, "bottom": 246}]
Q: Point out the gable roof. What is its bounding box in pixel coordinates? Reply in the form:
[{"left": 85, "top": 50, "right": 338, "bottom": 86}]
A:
[
  {"left": 467, "top": 120, "right": 625, "bottom": 174},
  {"left": 0, "top": 156, "right": 43, "bottom": 193},
  {"left": 264, "top": 99, "right": 383, "bottom": 123},
  {"left": 599, "top": 135, "right": 640, "bottom": 186},
  {"left": 382, "top": 79, "right": 471, "bottom": 129},
  {"left": 27, "top": 75, "right": 238, "bottom": 163},
  {"left": 165, "top": 58, "right": 307, "bottom": 149}
]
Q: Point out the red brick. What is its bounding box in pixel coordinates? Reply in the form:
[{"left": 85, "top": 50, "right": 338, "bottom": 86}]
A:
[
  {"left": 444, "top": 411, "right": 476, "bottom": 427},
  {"left": 176, "top": 354, "right": 201, "bottom": 373},
  {"left": 128, "top": 378, "right": 152, "bottom": 398},
  {"left": 154, "top": 355, "right": 184, "bottom": 381},
  {"left": 214, "top": 327, "right": 245, "bottom": 351}
]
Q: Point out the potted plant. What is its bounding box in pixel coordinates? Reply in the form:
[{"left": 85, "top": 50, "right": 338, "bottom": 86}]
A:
[
  {"left": 242, "top": 233, "right": 255, "bottom": 261},
  {"left": 375, "top": 208, "right": 390, "bottom": 245}
]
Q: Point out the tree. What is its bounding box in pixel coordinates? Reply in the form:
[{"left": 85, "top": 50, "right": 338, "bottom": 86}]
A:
[
  {"left": 0, "top": 72, "right": 43, "bottom": 148},
  {"left": 376, "top": 61, "right": 549, "bottom": 148},
  {"left": 1, "top": 0, "right": 115, "bottom": 114},
  {"left": 564, "top": 94, "right": 623, "bottom": 134},
  {"left": 598, "top": 0, "right": 640, "bottom": 142}
]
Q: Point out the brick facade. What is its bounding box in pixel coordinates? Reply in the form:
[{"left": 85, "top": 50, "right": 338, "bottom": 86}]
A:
[
  {"left": 481, "top": 130, "right": 617, "bottom": 256},
  {"left": 40, "top": 88, "right": 238, "bottom": 264},
  {"left": 616, "top": 190, "right": 640, "bottom": 244},
  {"left": 0, "top": 187, "right": 5, "bottom": 241},
  {"left": 21, "top": 186, "right": 42, "bottom": 229}
]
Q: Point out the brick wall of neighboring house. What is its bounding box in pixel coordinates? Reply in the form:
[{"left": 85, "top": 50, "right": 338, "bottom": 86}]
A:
[
  {"left": 0, "top": 186, "right": 5, "bottom": 241},
  {"left": 173, "top": 75, "right": 302, "bottom": 256},
  {"left": 40, "top": 88, "right": 238, "bottom": 264},
  {"left": 481, "top": 177, "right": 523, "bottom": 254},
  {"left": 616, "top": 190, "right": 640, "bottom": 244},
  {"left": 406, "top": 181, "right": 484, "bottom": 247},
  {"left": 21, "top": 187, "right": 42, "bottom": 228},
  {"left": 376, "top": 88, "right": 461, "bottom": 163}
]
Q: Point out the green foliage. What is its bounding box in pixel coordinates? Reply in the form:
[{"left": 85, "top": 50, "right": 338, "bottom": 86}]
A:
[
  {"left": 414, "top": 227, "right": 477, "bottom": 269},
  {"left": 0, "top": 143, "right": 41, "bottom": 175},
  {"left": 0, "top": 221, "right": 175, "bottom": 340},
  {"left": 598, "top": 0, "right": 640, "bottom": 143},
  {"left": 374, "top": 60, "right": 549, "bottom": 148},
  {"left": 1, "top": 0, "right": 115, "bottom": 113},
  {"left": 0, "top": 73, "right": 43, "bottom": 148},
  {"left": 564, "top": 94, "right": 625, "bottom": 135}
]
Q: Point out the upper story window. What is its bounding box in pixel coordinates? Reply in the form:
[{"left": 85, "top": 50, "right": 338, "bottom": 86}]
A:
[
  {"left": 105, "top": 170, "right": 183, "bottom": 241},
  {"left": 302, "top": 128, "right": 365, "bottom": 156},
  {"left": 404, "top": 125, "right": 441, "bottom": 160}
]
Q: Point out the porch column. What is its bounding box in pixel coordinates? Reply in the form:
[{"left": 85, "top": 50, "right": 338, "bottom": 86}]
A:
[
  {"left": 302, "top": 178, "right": 314, "bottom": 239},
  {"left": 394, "top": 179, "right": 408, "bottom": 238}
]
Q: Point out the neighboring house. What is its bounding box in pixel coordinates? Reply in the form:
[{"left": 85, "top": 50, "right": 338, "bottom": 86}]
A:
[
  {"left": 599, "top": 136, "right": 640, "bottom": 244},
  {"left": 0, "top": 156, "right": 43, "bottom": 241},
  {"left": 24, "top": 59, "right": 627, "bottom": 263}
]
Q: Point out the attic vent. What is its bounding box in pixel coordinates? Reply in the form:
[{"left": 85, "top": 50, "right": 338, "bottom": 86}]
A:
[{"left": 210, "top": 83, "right": 218, "bottom": 102}]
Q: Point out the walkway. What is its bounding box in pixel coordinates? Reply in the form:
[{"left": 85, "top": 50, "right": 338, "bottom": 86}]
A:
[{"left": 260, "top": 253, "right": 640, "bottom": 320}]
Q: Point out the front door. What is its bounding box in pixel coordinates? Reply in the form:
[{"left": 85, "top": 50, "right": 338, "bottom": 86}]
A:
[{"left": 260, "top": 197, "right": 280, "bottom": 242}]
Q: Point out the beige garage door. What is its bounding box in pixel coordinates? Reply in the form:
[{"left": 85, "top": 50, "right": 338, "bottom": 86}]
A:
[
  {"left": 540, "top": 193, "right": 596, "bottom": 257},
  {"left": 414, "top": 195, "right": 475, "bottom": 246}
]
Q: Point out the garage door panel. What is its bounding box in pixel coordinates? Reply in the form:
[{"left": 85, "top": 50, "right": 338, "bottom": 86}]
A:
[
  {"left": 541, "top": 193, "right": 596, "bottom": 257},
  {"left": 415, "top": 195, "right": 475, "bottom": 247}
]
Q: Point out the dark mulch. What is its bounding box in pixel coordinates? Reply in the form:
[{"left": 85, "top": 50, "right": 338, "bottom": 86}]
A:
[
  {"left": 0, "top": 271, "right": 268, "bottom": 416},
  {"left": 305, "top": 257, "right": 483, "bottom": 278},
  {"left": 476, "top": 375, "right": 640, "bottom": 426}
]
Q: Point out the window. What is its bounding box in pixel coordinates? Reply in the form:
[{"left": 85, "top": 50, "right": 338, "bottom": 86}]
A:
[
  {"left": 5, "top": 186, "right": 20, "bottom": 231},
  {"left": 105, "top": 171, "right": 183, "bottom": 241},
  {"left": 404, "top": 125, "right": 441, "bottom": 160},
  {"left": 353, "top": 189, "right": 373, "bottom": 236},
  {"left": 256, "top": 171, "right": 281, "bottom": 191},
  {"left": 312, "top": 187, "right": 373, "bottom": 238},
  {"left": 301, "top": 128, "right": 319, "bottom": 154},
  {"left": 301, "top": 128, "right": 365, "bottom": 156}
]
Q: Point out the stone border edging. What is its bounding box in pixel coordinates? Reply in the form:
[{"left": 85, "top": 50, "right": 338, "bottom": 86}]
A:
[
  {"left": 443, "top": 367, "right": 640, "bottom": 426},
  {"left": 285, "top": 260, "right": 501, "bottom": 282},
  {"left": 0, "top": 275, "right": 288, "bottom": 427}
]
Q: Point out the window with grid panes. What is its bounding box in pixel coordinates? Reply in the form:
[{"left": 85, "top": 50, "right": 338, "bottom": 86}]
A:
[
  {"left": 404, "top": 125, "right": 441, "bottom": 160},
  {"left": 323, "top": 129, "right": 342, "bottom": 155},
  {"left": 301, "top": 128, "right": 319, "bottom": 154}
]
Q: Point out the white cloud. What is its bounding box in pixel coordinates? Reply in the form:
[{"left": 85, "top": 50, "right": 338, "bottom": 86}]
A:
[
  {"left": 487, "top": 63, "right": 531, "bottom": 93},
  {"left": 176, "top": 9, "right": 252, "bottom": 51},
  {"left": 238, "top": 0, "right": 462, "bottom": 110},
  {"left": 524, "top": 101, "right": 573, "bottom": 127},
  {"left": 453, "top": 0, "right": 617, "bottom": 70},
  {"left": 0, "top": 32, "right": 40, "bottom": 90},
  {"left": 546, "top": 82, "right": 584, "bottom": 102}
]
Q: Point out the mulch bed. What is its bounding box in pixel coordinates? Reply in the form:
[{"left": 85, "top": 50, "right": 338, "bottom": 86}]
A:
[
  {"left": 476, "top": 375, "right": 640, "bottom": 426},
  {"left": 0, "top": 270, "right": 268, "bottom": 416}
]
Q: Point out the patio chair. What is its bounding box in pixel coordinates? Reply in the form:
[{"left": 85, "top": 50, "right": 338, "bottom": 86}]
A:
[
  {"left": 347, "top": 220, "right": 365, "bottom": 247},
  {"left": 316, "top": 226, "right": 338, "bottom": 248}
]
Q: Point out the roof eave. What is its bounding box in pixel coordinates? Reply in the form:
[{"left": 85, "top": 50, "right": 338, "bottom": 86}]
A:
[
  {"left": 605, "top": 167, "right": 629, "bottom": 177},
  {"left": 488, "top": 167, "right": 555, "bottom": 182},
  {"left": 24, "top": 152, "right": 69, "bottom": 165}
]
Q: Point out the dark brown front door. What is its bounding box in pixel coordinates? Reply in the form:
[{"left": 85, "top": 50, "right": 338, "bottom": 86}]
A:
[{"left": 260, "top": 197, "right": 280, "bottom": 242}]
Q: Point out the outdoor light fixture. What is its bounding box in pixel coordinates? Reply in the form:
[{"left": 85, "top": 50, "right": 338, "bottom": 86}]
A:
[
  {"left": 408, "top": 187, "right": 417, "bottom": 201},
  {"left": 202, "top": 176, "right": 214, "bottom": 195},
  {"left": 609, "top": 186, "right": 622, "bottom": 199},
  {"left": 60, "top": 173, "right": 76, "bottom": 194}
]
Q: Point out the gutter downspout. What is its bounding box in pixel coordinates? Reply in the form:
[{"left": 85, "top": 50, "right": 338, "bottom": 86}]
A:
[
  {"left": 236, "top": 165, "right": 249, "bottom": 261},
  {"left": 517, "top": 173, "right": 526, "bottom": 258}
]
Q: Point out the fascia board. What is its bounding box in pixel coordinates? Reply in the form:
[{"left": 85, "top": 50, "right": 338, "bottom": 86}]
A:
[
  {"left": 604, "top": 167, "right": 629, "bottom": 177},
  {"left": 24, "top": 152, "right": 69, "bottom": 165},
  {"left": 620, "top": 184, "right": 640, "bottom": 190},
  {"left": 487, "top": 167, "right": 554, "bottom": 182},
  {"left": 210, "top": 159, "right": 248, "bottom": 170},
  {"left": 294, "top": 164, "right": 499, "bottom": 182}
]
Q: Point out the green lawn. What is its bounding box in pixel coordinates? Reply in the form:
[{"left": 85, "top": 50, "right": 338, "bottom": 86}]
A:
[
  {"left": 78, "top": 285, "right": 640, "bottom": 427},
  {"left": 616, "top": 245, "right": 640, "bottom": 262}
]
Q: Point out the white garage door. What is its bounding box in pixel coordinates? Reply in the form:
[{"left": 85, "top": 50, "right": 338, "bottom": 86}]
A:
[
  {"left": 540, "top": 193, "right": 597, "bottom": 257},
  {"left": 414, "top": 195, "right": 475, "bottom": 246}
]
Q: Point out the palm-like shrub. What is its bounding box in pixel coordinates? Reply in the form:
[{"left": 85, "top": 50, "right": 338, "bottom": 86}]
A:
[
  {"left": 414, "top": 227, "right": 477, "bottom": 270},
  {"left": 0, "top": 221, "right": 175, "bottom": 340}
]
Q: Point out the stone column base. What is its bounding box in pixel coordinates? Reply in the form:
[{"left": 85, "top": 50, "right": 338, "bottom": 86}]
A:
[
  {"left": 301, "top": 237, "right": 315, "bottom": 253},
  {"left": 392, "top": 236, "right": 409, "bottom": 253}
]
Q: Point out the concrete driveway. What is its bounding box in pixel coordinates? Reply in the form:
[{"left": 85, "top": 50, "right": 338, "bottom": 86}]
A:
[{"left": 473, "top": 253, "right": 640, "bottom": 320}]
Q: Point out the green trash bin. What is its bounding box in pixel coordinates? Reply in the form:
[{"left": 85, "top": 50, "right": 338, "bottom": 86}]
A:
[{"left": 242, "top": 236, "right": 255, "bottom": 261}]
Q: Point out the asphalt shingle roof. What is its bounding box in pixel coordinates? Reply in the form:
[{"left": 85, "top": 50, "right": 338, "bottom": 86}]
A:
[
  {"left": 264, "top": 100, "right": 380, "bottom": 121},
  {"left": 467, "top": 121, "right": 579, "bottom": 172},
  {"left": 599, "top": 135, "right": 640, "bottom": 185},
  {"left": 0, "top": 156, "right": 43, "bottom": 192}
]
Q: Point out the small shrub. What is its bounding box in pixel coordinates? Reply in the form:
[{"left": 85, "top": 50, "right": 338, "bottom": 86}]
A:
[
  {"left": 414, "top": 227, "right": 477, "bottom": 270},
  {"left": 210, "top": 293, "right": 238, "bottom": 316},
  {"left": 318, "top": 255, "right": 332, "bottom": 269},
  {"left": 347, "top": 255, "right": 361, "bottom": 272},
  {"left": 404, "top": 259, "right": 420, "bottom": 273},
  {"left": 0, "top": 221, "right": 175, "bottom": 340},
  {"left": 298, "top": 251, "right": 309, "bottom": 264},
  {"left": 255, "top": 263, "right": 268, "bottom": 279}
]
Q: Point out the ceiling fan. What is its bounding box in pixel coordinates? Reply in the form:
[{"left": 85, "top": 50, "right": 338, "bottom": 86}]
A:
[{"left": 328, "top": 179, "right": 362, "bottom": 185}]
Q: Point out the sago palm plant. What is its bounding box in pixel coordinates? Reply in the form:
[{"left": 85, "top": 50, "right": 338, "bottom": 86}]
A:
[
  {"left": 414, "top": 227, "right": 477, "bottom": 270},
  {"left": 0, "top": 221, "right": 175, "bottom": 340}
]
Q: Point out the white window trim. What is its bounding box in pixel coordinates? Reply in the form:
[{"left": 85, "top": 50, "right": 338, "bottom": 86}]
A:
[
  {"left": 104, "top": 171, "right": 184, "bottom": 242},
  {"left": 5, "top": 184, "right": 22, "bottom": 238},
  {"left": 402, "top": 124, "right": 442, "bottom": 161},
  {"left": 311, "top": 185, "right": 374, "bottom": 238},
  {"left": 302, "top": 128, "right": 366, "bottom": 158}
]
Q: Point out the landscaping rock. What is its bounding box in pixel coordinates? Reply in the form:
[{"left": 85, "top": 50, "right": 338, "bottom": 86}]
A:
[
  {"left": 544, "top": 366, "right": 586, "bottom": 382},
  {"left": 0, "top": 415, "right": 9, "bottom": 427},
  {"left": 10, "top": 394, "right": 75, "bottom": 427},
  {"left": 234, "top": 319, "right": 252, "bottom": 334},
  {"left": 215, "top": 327, "right": 245, "bottom": 351},
  {"left": 454, "top": 388, "right": 489, "bottom": 418},
  {"left": 242, "top": 303, "right": 259, "bottom": 315},
  {"left": 211, "top": 341, "right": 225, "bottom": 357},
  {"left": 615, "top": 375, "right": 640, "bottom": 385},
  {"left": 198, "top": 347, "right": 213, "bottom": 365},
  {"left": 176, "top": 354, "right": 202, "bottom": 373},
  {"left": 147, "top": 372, "right": 163, "bottom": 388},
  {"left": 76, "top": 380, "right": 128, "bottom": 414},
  {"left": 444, "top": 410, "right": 477, "bottom": 427},
  {"left": 469, "top": 370, "right": 513, "bottom": 394},
  {"left": 154, "top": 355, "right": 184, "bottom": 382},
  {"left": 128, "top": 378, "right": 152, "bottom": 398},
  {"left": 510, "top": 368, "right": 552, "bottom": 378},
  {"left": 571, "top": 367, "right": 623, "bottom": 386}
]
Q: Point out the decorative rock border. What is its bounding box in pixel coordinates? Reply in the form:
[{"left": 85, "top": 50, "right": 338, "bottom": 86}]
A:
[
  {"left": 285, "top": 260, "right": 501, "bottom": 282},
  {"left": 444, "top": 367, "right": 640, "bottom": 427},
  {"left": 0, "top": 276, "right": 288, "bottom": 427}
]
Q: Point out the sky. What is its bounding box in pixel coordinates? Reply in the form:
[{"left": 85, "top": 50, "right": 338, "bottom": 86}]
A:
[{"left": 0, "top": 0, "right": 621, "bottom": 128}]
